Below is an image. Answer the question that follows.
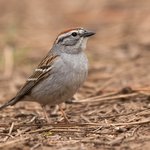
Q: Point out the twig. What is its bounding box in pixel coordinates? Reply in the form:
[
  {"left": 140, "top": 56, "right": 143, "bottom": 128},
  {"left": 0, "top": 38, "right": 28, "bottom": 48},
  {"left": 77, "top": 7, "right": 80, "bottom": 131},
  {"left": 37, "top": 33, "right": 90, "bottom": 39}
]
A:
[
  {"left": 89, "top": 91, "right": 119, "bottom": 99},
  {"left": 28, "top": 127, "right": 53, "bottom": 134},
  {"left": 0, "top": 137, "right": 29, "bottom": 148},
  {"left": 83, "top": 118, "right": 150, "bottom": 127},
  {"left": 89, "top": 88, "right": 150, "bottom": 93},
  {"left": 31, "top": 143, "right": 41, "bottom": 150},
  {"left": 29, "top": 127, "right": 81, "bottom": 134},
  {"left": 112, "top": 119, "right": 150, "bottom": 126},
  {"left": 107, "top": 136, "right": 125, "bottom": 146},
  {"left": 81, "top": 139, "right": 108, "bottom": 145},
  {"left": 99, "top": 108, "right": 150, "bottom": 119},
  {"left": 16, "top": 128, "right": 31, "bottom": 136},
  {"left": 80, "top": 114, "right": 92, "bottom": 123},
  {"left": 75, "top": 93, "right": 139, "bottom": 103},
  {"left": 3, "top": 122, "right": 15, "bottom": 142},
  {"left": 27, "top": 116, "right": 37, "bottom": 123},
  {"left": 131, "top": 126, "right": 141, "bottom": 136}
]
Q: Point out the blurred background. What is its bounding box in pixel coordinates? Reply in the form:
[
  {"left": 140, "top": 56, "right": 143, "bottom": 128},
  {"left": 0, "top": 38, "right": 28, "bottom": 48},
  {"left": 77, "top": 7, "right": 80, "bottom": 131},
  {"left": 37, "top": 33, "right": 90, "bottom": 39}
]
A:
[{"left": 0, "top": 0, "right": 150, "bottom": 100}]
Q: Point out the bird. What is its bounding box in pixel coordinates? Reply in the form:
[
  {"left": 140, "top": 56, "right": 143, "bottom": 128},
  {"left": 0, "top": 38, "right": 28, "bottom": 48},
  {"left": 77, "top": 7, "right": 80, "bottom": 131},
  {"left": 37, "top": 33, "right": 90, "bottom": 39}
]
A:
[{"left": 0, "top": 27, "right": 95, "bottom": 123}]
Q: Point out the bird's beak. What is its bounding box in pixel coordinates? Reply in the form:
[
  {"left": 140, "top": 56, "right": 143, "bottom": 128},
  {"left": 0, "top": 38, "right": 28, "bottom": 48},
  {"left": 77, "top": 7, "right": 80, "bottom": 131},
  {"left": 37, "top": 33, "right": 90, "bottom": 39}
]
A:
[{"left": 82, "top": 30, "right": 95, "bottom": 37}]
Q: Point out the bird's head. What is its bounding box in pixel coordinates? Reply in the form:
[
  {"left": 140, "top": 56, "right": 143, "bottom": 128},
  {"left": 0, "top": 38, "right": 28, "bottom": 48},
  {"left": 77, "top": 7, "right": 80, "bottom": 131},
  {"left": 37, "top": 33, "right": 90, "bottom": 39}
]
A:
[{"left": 53, "top": 27, "right": 95, "bottom": 54}]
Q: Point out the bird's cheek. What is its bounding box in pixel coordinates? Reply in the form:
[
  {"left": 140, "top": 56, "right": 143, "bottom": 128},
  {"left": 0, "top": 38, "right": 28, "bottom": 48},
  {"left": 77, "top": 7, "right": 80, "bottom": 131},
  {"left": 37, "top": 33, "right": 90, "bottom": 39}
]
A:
[{"left": 81, "top": 38, "right": 88, "bottom": 50}]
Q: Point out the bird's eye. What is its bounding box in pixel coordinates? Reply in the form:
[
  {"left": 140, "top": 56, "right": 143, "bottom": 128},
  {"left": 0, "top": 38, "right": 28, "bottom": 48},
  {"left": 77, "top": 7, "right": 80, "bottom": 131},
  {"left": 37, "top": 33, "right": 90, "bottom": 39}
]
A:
[{"left": 71, "top": 32, "right": 77, "bottom": 37}]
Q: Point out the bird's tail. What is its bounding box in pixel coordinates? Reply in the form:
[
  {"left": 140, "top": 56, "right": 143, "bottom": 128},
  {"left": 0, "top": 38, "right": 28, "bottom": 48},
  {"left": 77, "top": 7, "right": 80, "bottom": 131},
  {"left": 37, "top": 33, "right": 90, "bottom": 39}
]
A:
[{"left": 0, "top": 97, "right": 17, "bottom": 110}]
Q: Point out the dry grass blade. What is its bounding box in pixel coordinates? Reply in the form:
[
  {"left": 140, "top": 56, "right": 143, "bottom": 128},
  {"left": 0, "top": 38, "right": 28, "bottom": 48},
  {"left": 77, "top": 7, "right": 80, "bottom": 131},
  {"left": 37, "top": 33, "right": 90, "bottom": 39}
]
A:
[
  {"left": 29, "top": 127, "right": 81, "bottom": 134},
  {"left": 81, "top": 139, "right": 107, "bottom": 145},
  {"left": 82, "top": 118, "right": 150, "bottom": 127},
  {"left": 75, "top": 93, "right": 139, "bottom": 103},
  {"left": 99, "top": 108, "right": 150, "bottom": 119},
  {"left": 3, "top": 122, "right": 15, "bottom": 142},
  {"left": 0, "top": 137, "right": 30, "bottom": 148},
  {"left": 107, "top": 136, "right": 125, "bottom": 146},
  {"left": 112, "top": 118, "right": 150, "bottom": 126}
]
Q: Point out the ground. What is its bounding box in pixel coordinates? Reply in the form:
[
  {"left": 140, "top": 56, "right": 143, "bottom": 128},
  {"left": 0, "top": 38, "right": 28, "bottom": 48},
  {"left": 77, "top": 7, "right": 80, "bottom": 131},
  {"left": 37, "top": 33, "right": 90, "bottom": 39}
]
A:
[{"left": 0, "top": 1, "right": 150, "bottom": 150}]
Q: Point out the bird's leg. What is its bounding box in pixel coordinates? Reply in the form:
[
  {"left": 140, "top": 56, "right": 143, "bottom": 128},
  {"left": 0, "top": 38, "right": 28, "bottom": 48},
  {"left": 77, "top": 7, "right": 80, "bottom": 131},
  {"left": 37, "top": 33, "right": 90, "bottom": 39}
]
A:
[
  {"left": 59, "top": 104, "right": 70, "bottom": 123},
  {"left": 41, "top": 105, "right": 51, "bottom": 123}
]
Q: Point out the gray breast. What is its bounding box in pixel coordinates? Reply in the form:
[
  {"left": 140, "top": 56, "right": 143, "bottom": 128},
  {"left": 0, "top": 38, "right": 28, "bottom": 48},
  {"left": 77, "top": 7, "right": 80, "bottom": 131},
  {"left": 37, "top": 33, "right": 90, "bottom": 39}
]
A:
[
  {"left": 30, "top": 52, "right": 88, "bottom": 105},
  {"left": 61, "top": 51, "right": 88, "bottom": 84}
]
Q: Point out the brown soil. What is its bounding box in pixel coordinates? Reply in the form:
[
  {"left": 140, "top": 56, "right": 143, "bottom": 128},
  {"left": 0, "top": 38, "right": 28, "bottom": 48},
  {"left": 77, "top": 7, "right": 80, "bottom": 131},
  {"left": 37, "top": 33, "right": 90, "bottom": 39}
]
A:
[{"left": 0, "top": 1, "right": 150, "bottom": 150}]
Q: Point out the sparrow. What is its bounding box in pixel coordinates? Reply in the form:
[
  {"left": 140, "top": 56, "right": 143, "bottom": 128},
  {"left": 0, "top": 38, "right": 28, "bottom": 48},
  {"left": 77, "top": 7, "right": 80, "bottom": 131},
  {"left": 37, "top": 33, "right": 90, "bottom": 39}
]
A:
[{"left": 0, "top": 27, "right": 95, "bottom": 122}]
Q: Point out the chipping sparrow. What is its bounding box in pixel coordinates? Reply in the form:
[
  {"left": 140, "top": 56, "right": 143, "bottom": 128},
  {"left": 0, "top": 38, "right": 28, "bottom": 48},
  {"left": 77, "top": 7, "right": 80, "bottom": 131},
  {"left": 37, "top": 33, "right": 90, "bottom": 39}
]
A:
[{"left": 0, "top": 27, "right": 95, "bottom": 122}]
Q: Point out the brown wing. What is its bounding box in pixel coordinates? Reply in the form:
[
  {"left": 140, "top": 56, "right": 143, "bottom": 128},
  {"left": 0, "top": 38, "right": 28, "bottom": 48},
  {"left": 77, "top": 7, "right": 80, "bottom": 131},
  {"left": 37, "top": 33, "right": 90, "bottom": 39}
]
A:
[
  {"left": 15, "top": 54, "right": 59, "bottom": 100},
  {"left": 0, "top": 53, "right": 59, "bottom": 109}
]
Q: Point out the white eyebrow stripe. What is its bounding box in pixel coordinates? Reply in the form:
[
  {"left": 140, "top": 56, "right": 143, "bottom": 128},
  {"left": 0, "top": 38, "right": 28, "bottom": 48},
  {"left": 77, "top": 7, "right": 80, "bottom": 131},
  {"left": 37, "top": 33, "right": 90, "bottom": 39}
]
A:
[
  {"left": 56, "top": 30, "right": 79, "bottom": 43},
  {"left": 58, "top": 32, "right": 70, "bottom": 39}
]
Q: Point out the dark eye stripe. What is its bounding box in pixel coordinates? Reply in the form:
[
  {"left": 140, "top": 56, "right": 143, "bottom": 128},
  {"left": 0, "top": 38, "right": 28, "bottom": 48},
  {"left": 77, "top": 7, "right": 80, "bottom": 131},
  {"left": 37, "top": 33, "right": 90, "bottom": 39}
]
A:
[{"left": 57, "top": 34, "right": 71, "bottom": 43}]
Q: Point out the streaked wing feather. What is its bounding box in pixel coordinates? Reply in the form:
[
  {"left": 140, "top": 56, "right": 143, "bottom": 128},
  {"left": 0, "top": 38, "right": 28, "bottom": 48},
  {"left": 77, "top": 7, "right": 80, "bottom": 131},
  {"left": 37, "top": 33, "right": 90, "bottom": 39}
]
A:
[{"left": 15, "top": 54, "right": 59, "bottom": 99}]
